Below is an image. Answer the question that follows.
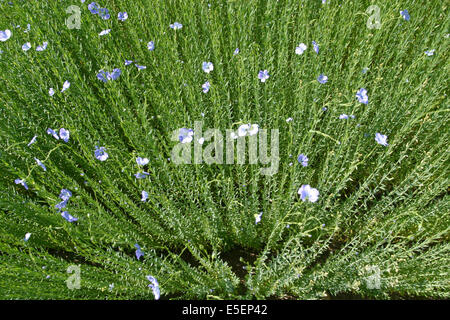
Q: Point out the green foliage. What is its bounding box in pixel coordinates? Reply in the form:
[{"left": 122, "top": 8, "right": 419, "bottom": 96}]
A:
[{"left": 0, "top": 0, "right": 448, "bottom": 299}]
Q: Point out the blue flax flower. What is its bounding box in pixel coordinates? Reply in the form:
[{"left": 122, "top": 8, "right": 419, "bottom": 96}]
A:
[
  {"left": 135, "top": 172, "right": 150, "bottom": 179},
  {"left": 34, "top": 158, "right": 47, "bottom": 171},
  {"left": 28, "top": 135, "right": 37, "bottom": 146},
  {"left": 297, "top": 154, "right": 308, "bottom": 167},
  {"left": 47, "top": 128, "right": 60, "bottom": 140},
  {"left": 178, "top": 128, "right": 194, "bottom": 143},
  {"left": 99, "top": 8, "right": 110, "bottom": 20},
  {"left": 59, "top": 128, "right": 69, "bottom": 142},
  {"left": 95, "top": 146, "right": 109, "bottom": 161},
  {"left": 400, "top": 9, "right": 410, "bottom": 21},
  {"left": 135, "top": 64, "right": 146, "bottom": 70},
  {"left": 258, "top": 70, "right": 270, "bottom": 82},
  {"left": 295, "top": 43, "right": 307, "bottom": 55},
  {"left": 356, "top": 88, "right": 369, "bottom": 104},
  {"left": 136, "top": 157, "right": 149, "bottom": 166},
  {"left": 202, "top": 81, "right": 210, "bottom": 93},
  {"left": 254, "top": 212, "right": 262, "bottom": 224},
  {"left": 108, "top": 68, "right": 121, "bottom": 80},
  {"left": 312, "top": 41, "right": 319, "bottom": 54},
  {"left": 317, "top": 74, "right": 328, "bottom": 84},
  {"left": 55, "top": 199, "right": 68, "bottom": 210},
  {"left": 88, "top": 2, "right": 99, "bottom": 14},
  {"left": 118, "top": 12, "right": 128, "bottom": 21},
  {"left": 202, "top": 62, "right": 214, "bottom": 73},
  {"left": 59, "top": 189, "right": 72, "bottom": 201},
  {"left": 61, "top": 211, "right": 78, "bottom": 222},
  {"left": 375, "top": 133, "right": 388, "bottom": 146},
  {"left": 97, "top": 70, "right": 108, "bottom": 82},
  {"left": 15, "top": 179, "right": 29, "bottom": 190},
  {"left": 0, "top": 29, "right": 12, "bottom": 41},
  {"left": 169, "top": 22, "right": 183, "bottom": 30},
  {"left": 146, "top": 276, "right": 160, "bottom": 300},
  {"left": 135, "top": 244, "right": 144, "bottom": 260},
  {"left": 298, "top": 185, "right": 319, "bottom": 203}
]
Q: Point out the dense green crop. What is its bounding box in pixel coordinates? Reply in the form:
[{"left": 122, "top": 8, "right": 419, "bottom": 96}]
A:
[{"left": 0, "top": 0, "right": 448, "bottom": 299}]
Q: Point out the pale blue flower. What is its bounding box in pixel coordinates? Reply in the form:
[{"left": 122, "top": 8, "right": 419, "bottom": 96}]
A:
[
  {"left": 134, "top": 172, "right": 150, "bottom": 179},
  {"left": 424, "top": 49, "right": 435, "bottom": 56},
  {"left": 59, "top": 189, "right": 72, "bottom": 201},
  {"left": 28, "top": 135, "right": 37, "bottom": 146},
  {"left": 295, "top": 43, "right": 307, "bottom": 55},
  {"left": 356, "top": 88, "right": 368, "bottom": 104},
  {"left": 135, "top": 64, "right": 147, "bottom": 70},
  {"left": 147, "top": 41, "right": 155, "bottom": 51},
  {"left": 135, "top": 244, "right": 144, "bottom": 260},
  {"left": 248, "top": 124, "right": 259, "bottom": 136},
  {"left": 95, "top": 146, "right": 109, "bottom": 161},
  {"left": 136, "top": 157, "right": 149, "bottom": 166},
  {"left": 297, "top": 154, "right": 308, "bottom": 167},
  {"left": 15, "top": 179, "right": 29, "bottom": 190},
  {"left": 108, "top": 68, "right": 121, "bottom": 80},
  {"left": 36, "top": 41, "right": 48, "bottom": 51},
  {"left": 375, "top": 133, "right": 388, "bottom": 146},
  {"left": 258, "top": 70, "right": 270, "bottom": 82},
  {"left": 179, "top": 128, "right": 194, "bottom": 143},
  {"left": 22, "top": 42, "right": 31, "bottom": 51},
  {"left": 255, "top": 212, "right": 262, "bottom": 224},
  {"left": 317, "top": 74, "right": 328, "bottom": 84},
  {"left": 88, "top": 2, "right": 99, "bottom": 14},
  {"left": 312, "top": 41, "right": 319, "bottom": 54},
  {"left": 146, "top": 275, "right": 160, "bottom": 300},
  {"left": 339, "top": 114, "right": 349, "bottom": 119},
  {"left": 49, "top": 88, "right": 55, "bottom": 96},
  {"left": 47, "top": 128, "right": 60, "bottom": 140},
  {"left": 99, "top": 29, "right": 111, "bottom": 36},
  {"left": 99, "top": 8, "right": 110, "bottom": 20},
  {"left": 59, "top": 128, "right": 69, "bottom": 142},
  {"left": 170, "top": 22, "right": 183, "bottom": 30},
  {"left": 237, "top": 124, "right": 250, "bottom": 137},
  {"left": 236, "top": 124, "right": 258, "bottom": 137},
  {"left": 98, "top": 69, "right": 121, "bottom": 82},
  {"left": 61, "top": 80, "right": 70, "bottom": 92},
  {"left": 24, "top": 233, "right": 31, "bottom": 241},
  {"left": 202, "top": 81, "right": 210, "bottom": 93},
  {"left": 97, "top": 70, "right": 108, "bottom": 82},
  {"left": 125, "top": 59, "right": 133, "bottom": 66},
  {"left": 298, "top": 185, "right": 319, "bottom": 203},
  {"left": 202, "top": 62, "right": 214, "bottom": 73},
  {"left": 118, "top": 12, "right": 128, "bottom": 21},
  {"left": 55, "top": 200, "right": 68, "bottom": 210},
  {"left": 34, "top": 158, "right": 47, "bottom": 171},
  {"left": 234, "top": 48, "right": 239, "bottom": 55},
  {"left": 0, "top": 29, "right": 12, "bottom": 41},
  {"left": 61, "top": 211, "right": 78, "bottom": 222},
  {"left": 141, "top": 191, "right": 149, "bottom": 202},
  {"left": 400, "top": 9, "right": 410, "bottom": 21}
]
